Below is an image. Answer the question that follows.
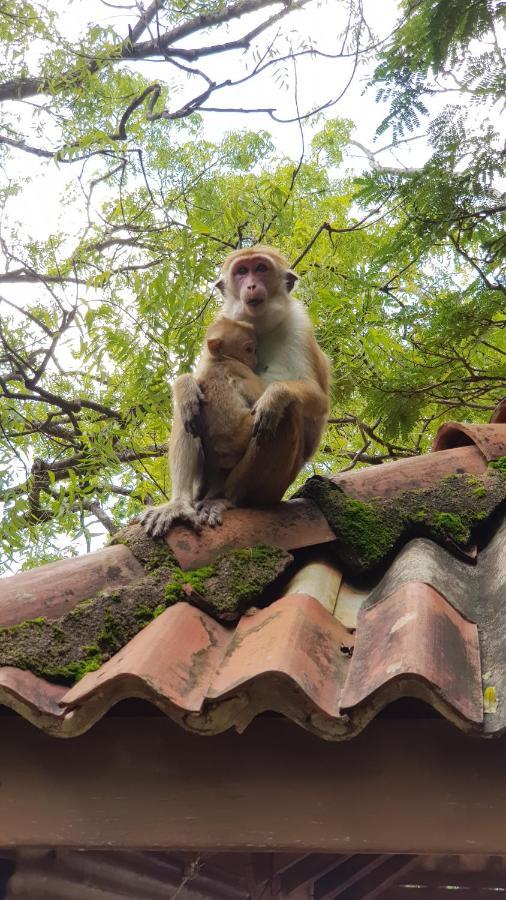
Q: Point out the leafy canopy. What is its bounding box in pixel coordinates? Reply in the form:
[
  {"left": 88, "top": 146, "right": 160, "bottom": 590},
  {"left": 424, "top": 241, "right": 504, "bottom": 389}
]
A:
[{"left": 0, "top": 0, "right": 504, "bottom": 571}]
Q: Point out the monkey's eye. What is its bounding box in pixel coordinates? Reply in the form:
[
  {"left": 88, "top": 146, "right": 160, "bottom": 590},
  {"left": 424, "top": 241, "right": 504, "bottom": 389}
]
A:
[
  {"left": 256, "top": 263, "right": 268, "bottom": 272},
  {"left": 245, "top": 344, "right": 255, "bottom": 353},
  {"left": 236, "top": 265, "right": 248, "bottom": 275}
]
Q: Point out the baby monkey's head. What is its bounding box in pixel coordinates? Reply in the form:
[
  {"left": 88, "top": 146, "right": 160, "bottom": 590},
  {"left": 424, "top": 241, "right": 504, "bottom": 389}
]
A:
[{"left": 205, "top": 317, "right": 257, "bottom": 370}]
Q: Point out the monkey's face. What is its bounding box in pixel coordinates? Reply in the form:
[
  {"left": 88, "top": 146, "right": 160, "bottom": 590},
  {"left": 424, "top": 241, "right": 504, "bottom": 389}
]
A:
[
  {"left": 206, "top": 320, "right": 257, "bottom": 369},
  {"left": 231, "top": 255, "right": 275, "bottom": 314},
  {"left": 217, "top": 249, "right": 298, "bottom": 335},
  {"left": 218, "top": 253, "right": 290, "bottom": 321},
  {"left": 229, "top": 335, "right": 257, "bottom": 369}
]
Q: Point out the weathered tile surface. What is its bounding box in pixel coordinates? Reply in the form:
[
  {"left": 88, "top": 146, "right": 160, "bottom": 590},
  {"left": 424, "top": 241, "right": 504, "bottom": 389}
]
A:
[
  {"left": 62, "top": 603, "right": 231, "bottom": 714},
  {"left": 432, "top": 421, "right": 506, "bottom": 460},
  {"left": 330, "top": 445, "right": 487, "bottom": 500},
  {"left": 207, "top": 594, "right": 352, "bottom": 718},
  {"left": 0, "top": 545, "right": 143, "bottom": 626},
  {"left": 341, "top": 582, "right": 482, "bottom": 726},
  {"left": 0, "top": 417, "right": 504, "bottom": 740},
  {"left": 167, "top": 499, "right": 335, "bottom": 569}
]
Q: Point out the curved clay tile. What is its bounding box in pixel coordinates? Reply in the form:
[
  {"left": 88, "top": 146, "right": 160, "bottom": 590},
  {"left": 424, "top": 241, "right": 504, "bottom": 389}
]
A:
[
  {"left": 166, "top": 498, "right": 335, "bottom": 569},
  {"left": 330, "top": 445, "right": 487, "bottom": 501},
  {"left": 0, "top": 578, "right": 486, "bottom": 740},
  {"left": 341, "top": 582, "right": 482, "bottom": 727},
  {"left": 490, "top": 399, "right": 506, "bottom": 423},
  {"left": 2, "top": 511, "right": 506, "bottom": 741},
  {"left": 0, "top": 666, "right": 65, "bottom": 733},
  {"left": 432, "top": 421, "right": 506, "bottom": 460},
  {"left": 62, "top": 602, "right": 231, "bottom": 718},
  {"left": 0, "top": 414, "right": 505, "bottom": 742},
  {"left": 0, "top": 545, "right": 144, "bottom": 627}
]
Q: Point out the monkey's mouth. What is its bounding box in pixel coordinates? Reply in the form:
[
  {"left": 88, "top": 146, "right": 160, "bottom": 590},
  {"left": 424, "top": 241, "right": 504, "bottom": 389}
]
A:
[{"left": 246, "top": 297, "right": 265, "bottom": 308}]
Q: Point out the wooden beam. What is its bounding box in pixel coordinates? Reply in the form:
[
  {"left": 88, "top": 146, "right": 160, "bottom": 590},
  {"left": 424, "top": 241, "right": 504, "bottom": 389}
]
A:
[
  {"left": 1, "top": 716, "right": 506, "bottom": 852},
  {"left": 314, "top": 856, "right": 417, "bottom": 900}
]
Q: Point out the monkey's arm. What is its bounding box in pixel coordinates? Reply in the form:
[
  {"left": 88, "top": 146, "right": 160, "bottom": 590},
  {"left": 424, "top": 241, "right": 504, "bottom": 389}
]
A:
[
  {"left": 254, "top": 337, "right": 330, "bottom": 438},
  {"left": 253, "top": 378, "right": 329, "bottom": 438},
  {"left": 172, "top": 373, "right": 206, "bottom": 437},
  {"left": 139, "top": 384, "right": 204, "bottom": 537}
]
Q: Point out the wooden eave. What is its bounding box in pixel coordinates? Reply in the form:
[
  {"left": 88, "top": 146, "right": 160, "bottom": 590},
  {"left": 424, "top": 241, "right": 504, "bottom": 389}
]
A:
[{"left": 1, "top": 713, "right": 506, "bottom": 854}]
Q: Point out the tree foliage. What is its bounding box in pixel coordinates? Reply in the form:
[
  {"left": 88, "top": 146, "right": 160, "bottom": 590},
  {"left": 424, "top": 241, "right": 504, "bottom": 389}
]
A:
[{"left": 0, "top": 0, "right": 504, "bottom": 571}]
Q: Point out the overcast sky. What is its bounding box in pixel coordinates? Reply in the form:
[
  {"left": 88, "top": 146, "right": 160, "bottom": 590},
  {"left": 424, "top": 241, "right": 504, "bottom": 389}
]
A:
[{"left": 5, "top": 0, "right": 423, "bottom": 245}]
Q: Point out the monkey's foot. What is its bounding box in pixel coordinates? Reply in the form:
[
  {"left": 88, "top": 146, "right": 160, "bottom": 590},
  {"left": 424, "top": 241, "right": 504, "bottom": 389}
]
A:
[
  {"left": 138, "top": 500, "right": 201, "bottom": 538},
  {"left": 197, "top": 498, "right": 234, "bottom": 528}
]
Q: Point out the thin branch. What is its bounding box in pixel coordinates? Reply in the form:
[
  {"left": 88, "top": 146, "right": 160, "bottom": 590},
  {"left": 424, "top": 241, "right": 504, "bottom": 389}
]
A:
[
  {"left": 290, "top": 206, "right": 385, "bottom": 269},
  {"left": 0, "top": 0, "right": 286, "bottom": 102},
  {"left": 349, "top": 140, "right": 420, "bottom": 175},
  {"left": 449, "top": 234, "right": 506, "bottom": 294}
]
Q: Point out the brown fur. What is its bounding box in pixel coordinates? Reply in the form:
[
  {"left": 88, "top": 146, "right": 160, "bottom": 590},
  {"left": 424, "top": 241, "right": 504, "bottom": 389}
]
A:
[
  {"left": 196, "top": 318, "right": 263, "bottom": 475},
  {"left": 139, "top": 246, "right": 331, "bottom": 536}
]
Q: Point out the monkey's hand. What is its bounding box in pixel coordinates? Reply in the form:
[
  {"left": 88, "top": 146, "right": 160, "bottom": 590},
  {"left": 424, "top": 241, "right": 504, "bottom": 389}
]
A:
[
  {"left": 173, "top": 374, "right": 206, "bottom": 438},
  {"left": 196, "top": 497, "right": 235, "bottom": 528},
  {"left": 138, "top": 500, "right": 201, "bottom": 537},
  {"left": 252, "top": 384, "right": 294, "bottom": 440}
]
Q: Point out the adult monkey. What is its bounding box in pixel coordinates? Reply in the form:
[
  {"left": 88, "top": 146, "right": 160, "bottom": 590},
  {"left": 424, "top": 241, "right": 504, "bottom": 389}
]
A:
[{"left": 140, "top": 246, "right": 330, "bottom": 537}]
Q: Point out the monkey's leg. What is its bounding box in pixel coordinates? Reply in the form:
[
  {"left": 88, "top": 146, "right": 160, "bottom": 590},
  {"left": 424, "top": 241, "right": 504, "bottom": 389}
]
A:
[
  {"left": 225, "top": 402, "right": 305, "bottom": 507},
  {"left": 138, "top": 422, "right": 203, "bottom": 538},
  {"left": 197, "top": 412, "right": 256, "bottom": 527}
]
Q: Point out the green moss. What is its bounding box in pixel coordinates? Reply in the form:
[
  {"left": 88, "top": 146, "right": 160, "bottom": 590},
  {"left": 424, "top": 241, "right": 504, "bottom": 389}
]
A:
[
  {"left": 0, "top": 525, "right": 293, "bottom": 684},
  {"left": 0, "top": 533, "right": 182, "bottom": 687},
  {"left": 164, "top": 545, "right": 293, "bottom": 620},
  {"left": 295, "top": 468, "right": 506, "bottom": 576},
  {"left": 0, "top": 616, "right": 105, "bottom": 685},
  {"left": 431, "top": 512, "right": 468, "bottom": 543},
  {"left": 163, "top": 564, "right": 215, "bottom": 608},
  {"left": 45, "top": 651, "right": 103, "bottom": 683},
  {"left": 110, "top": 524, "right": 178, "bottom": 571},
  {"left": 489, "top": 456, "right": 506, "bottom": 479}
]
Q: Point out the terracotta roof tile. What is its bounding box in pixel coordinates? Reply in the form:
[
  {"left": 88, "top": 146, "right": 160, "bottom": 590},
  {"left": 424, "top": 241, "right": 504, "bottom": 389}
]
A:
[
  {"left": 0, "top": 667, "right": 65, "bottom": 732},
  {"left": 432, "top": 422, "right": 506, "bottom": 459},
  {"left": 285, "top": 558, "right": 342, "bottom": 614},
  {"left": 341, "top": 583, "right": 482, "bottom": 727},
  {"left": 0, "top": 417, "right": 505, "bottom": 741},
  {"left": 62, "top": 603, "right": 230, "bottom": 716},
  {"left": 330, "top": 445, "right": 487, "bottom": 501},
  {"left": 167, "top": 499, "right": 335, "bottom": 569},
  {"left": 0, "top": 545, "right": 143, "bottom": 626},
  {"left": 491, "top": 399, "right": 506, "bottom": 423},
  {"left": 207, "top": 594, "right": 351, "bottom": 718}
]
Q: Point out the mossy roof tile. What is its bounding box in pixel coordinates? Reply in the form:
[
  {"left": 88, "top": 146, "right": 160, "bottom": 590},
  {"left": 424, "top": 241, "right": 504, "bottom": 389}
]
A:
[{"left": 0, "top": 417, "right": 504, "bottom": 740}]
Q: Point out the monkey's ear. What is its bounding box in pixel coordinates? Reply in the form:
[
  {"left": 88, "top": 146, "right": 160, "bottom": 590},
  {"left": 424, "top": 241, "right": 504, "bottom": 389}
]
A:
[
  {"left": 214, "top": 277, "right": 225, "bottom": 295},
  {"left": 207, "top": 338, "right": 223, "bottom": 356},
  {"left": 285, "top": 269, "right": 298, "bottom": 292}
]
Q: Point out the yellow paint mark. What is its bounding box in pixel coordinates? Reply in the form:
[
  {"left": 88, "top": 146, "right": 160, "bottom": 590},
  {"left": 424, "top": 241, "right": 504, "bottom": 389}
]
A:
[{"left": 484, "top": 686, "right": 498, "bottom": 714}]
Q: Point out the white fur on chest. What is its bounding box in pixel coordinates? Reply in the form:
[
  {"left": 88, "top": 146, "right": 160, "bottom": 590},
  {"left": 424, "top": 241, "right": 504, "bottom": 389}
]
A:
[{"left": 257, "top": 301, "right": 312, "bottom": 385}]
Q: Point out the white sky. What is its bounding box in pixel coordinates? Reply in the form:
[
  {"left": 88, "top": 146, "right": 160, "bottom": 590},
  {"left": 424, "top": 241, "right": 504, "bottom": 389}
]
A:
[{"left": 5, "top": 0, "right": 416, "bottom": 245}]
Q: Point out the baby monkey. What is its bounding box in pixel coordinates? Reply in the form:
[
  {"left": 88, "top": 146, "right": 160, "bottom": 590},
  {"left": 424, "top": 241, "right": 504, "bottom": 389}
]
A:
[{"left": 175, "top": 317, "right": 264, "bottom": 525}]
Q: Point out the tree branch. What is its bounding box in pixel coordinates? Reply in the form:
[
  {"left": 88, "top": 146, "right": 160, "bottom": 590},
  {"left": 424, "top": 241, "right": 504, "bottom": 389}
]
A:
[{"left": 0, "top": 0, "right": 288, "bottom": 102}]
